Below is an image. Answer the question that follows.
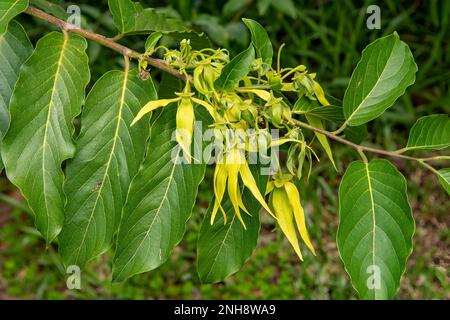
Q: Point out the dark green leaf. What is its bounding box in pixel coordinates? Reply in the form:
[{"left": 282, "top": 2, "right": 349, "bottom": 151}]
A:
[
  {"left": 197, "top": 164, "right": 268, "bottom": 283},
  {"left": 108, "top": 0, "right": 135, "bottom": 33},
  {"left": 337, "top": 159, "right": 414, "bottom": 299},
  {"left": 112, "top": 105, "right": 211, "bottom": 281},
  {"left": 405, "top": 114, "right": 450, "bottom": 151},
  {"left": 344, "top": 125, "right": 368, "bottom": 144},
  {"left": 1, "top": 32, "right": 90, "bottom": 243},
  {"left": 59, "top": 70, "right": 156, "bottom": 267},
  {"left": 243, "top": 18, "right": 273, "bottom": 71},
  {"left": 343, "top": 33, "right": 417, "bottom": 126},
  {"left": 0, "top": 21, "right": 33, "bottom": 172},
  {"left": 215, "top": 45, "right": 255, "bottom": 91},
  {"left": 30, "top": 0, "right": 69, "bottom": 20},
  {"left": 144, "top": 32, "right": 162, "bottom": 54},
  {"left": 0, "top": 0, "right": 28, "bottom": 36}
]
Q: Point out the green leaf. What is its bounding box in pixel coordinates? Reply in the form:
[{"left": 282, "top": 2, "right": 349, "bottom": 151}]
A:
[
  {"left": 0, "top": 21, "right": 33, "bottom": 172},
  {"left": 272, "top": 0, "right": 297, "bottom": 18},
  {"left": 0, "top": 0, "right": 28, "bottom": 36},
  {"left": 197, "top": 164, "right": 268, "bottom": 283},
  {"left": 59, "top": 70, "right": 156, "bottom": 268},
  {"left": 242, "top": 18, "right": 273, "bottom": 71},
  {"left": 108, "top": 0, "right": 135, "bottom": 33},
  {"left": 337, "top": 159, "right": 414, "bottom": 299},
  {"left": 144, "top": 32, "right": 162, "bottom": 54},
  {"left": 343, "top": 33, "right": 417, "bottom": 126},
  {"left": 437, "top": 168, "right": 450, "bottom": 196},
  {"left": 30, "top": 0, "right": 68, "bottom": 20},
  {"left": 344, "top": 125, "right": 368, "bottom": 144},
  {"left": 405, "top": 114, "right": 450, "bottom": 151},
  {"left": 215, "top": 45, "right": 255, "bottom": 91},
  {"left": 112, "top": 104, "right": 210, "bottom": 281},
  {"left": 108, "top": 0, "right": 187, "bottom": 35},
  {"left": 305, "top": 115, "right": 337, "bottom": 171},
  {"left": 1, "top": 32, "right": 90, "bottom": 243},
  {"left": 223, "top": 0, "right": 251, "bottom": 17}
]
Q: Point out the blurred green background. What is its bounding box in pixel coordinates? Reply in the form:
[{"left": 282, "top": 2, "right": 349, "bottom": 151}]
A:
[{"left": 0, "top": 0, "right": 449, "bottom": 299}]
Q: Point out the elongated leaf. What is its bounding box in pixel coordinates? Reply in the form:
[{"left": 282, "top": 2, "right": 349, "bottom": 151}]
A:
[
  {"left": 59, "top": 70, "right": 156, "bottom": 267},
  {"left": 343, "top": 33, "right": 417, "bottom": 126},
  {"left": 109, "top": 0, "right": 187, "bottom": 34},
  {"left": 215, "top": 46, "right": 255, "bottom": 91},
  {"left": 0, "top": 0, "right": 28, "bottom": 36},
  {"left": 112, "top": 104, "right": 210, "bottom": 281},
  {"left": 337, "top": 159, "right": 414, "bottom": 299},
  {"left": 243, "top": 18, "right": 273, "bottom": 71},
  {"left": 1, "top": 32, "right": 90, "bottom": 243},
  {"left": 305, "top": 115, "right": 337, "bottom": 170},
  {"left": 197, "top": 164, "right": 268, "bottom": 283},
  {"left": 405, "top": 114, "right": 450, "bottom": 151},
  {"left": 0, "top": 21, "right": 33, "bottom": 172},
  {"left": 437, "top": 168, "right": 450, "bottom": 196}
]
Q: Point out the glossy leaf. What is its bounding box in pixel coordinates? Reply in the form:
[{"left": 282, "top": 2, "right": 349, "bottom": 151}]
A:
[
  {"left": 215, "top": 45, "right": 255, "bottom": 91},
  {"left": 0, "top": 21, "right": 33, "bottom": 172},
  {"left": 437, "top": 168, "right": 450, "bottom": 196},
  {"left": 112, "top": 104, "right": 210, "bottom": 281},
  {"left": 405, "top": 114, "right": 450, "bottom": 151},
  {"left": 0, "top": 0, "right": 28, "bottom": 36},
  {"left": 144, "top": 32, "right": 162, "bottom": 54},
  {"left": 243, "top": 18, "right": 273, "bottom": 71},
  {"left": 343, "top": 33, "right": 417, "bottom": 126},
  {"left": 59, "top": 70, "right": 156, "bottom": 267},
  {"left": 197, "top": 164, "right": 268, "bottom": 283},
  {"left": 109, "top": 0, "right": 187, "bottom": 35},
  {"left": 1, "top": 32, "right": 90, "bottom": 243},
  {"left": 337, "top": 159, "right": 414, "bottom": 299}
]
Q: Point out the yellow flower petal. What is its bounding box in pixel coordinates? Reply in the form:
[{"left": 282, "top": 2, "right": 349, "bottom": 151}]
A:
[
  {"left": 211, "top": 164, "right": 228, "bottom": 225},
  {"left": 227, "top": 162, "right": 246, "bottom": 229},
  {"left": 313, "top": 81, "right": 330, "bottom": 106},
  {"left": 176, "top": 98, "right": 195, "bottom": 160},
  {"left": 305, "top": 115, "right": 337, "bottom": 171},
  {"left": 271, "top": 188, "right": 303, "bottom": 261},
  {"left": 236, "top": 88, "right": 271, "bottom": 101},
  {"left": 191, "top": 97, "right": 220, "bottom": 121},
  {"left": 239, "top": 161, "right": 276, "bottom": 219},
  {"left": 131, "top": 98, "right": 179, "bottom": 126},
  {"left": 284, "top": 182, "right": 316, "bottom": 255}
]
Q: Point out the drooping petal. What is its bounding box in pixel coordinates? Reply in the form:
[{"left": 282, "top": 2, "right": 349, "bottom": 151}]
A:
[
  {"left": 284, "top": 182, "right": 316, "bottom": 255},
  {"left": 240, "top": 161, "right": 276, "bottom": 219},
  {"left": 265, "top": 181, "right": 275, "bottom": 195},
  {"left": 176, "top": 98, "right": 195, "bottom": 160},
  {"left": 271, "top": 188, "right": 303, "bottom": 261},
  {"left": 227, "top": 162, "right": 246, "bottom": 229},
  {"left": 313, "top": 81, "right": 330, "bottom": 106},
  {"left": 191, "top": 97, "right": 220, "bottom": 122},
  {"left": 131, "top": 98, "right": 179, "bottom": 125},
  {"left": 211, "top": 164, "right": 228, "bottom": 225}
]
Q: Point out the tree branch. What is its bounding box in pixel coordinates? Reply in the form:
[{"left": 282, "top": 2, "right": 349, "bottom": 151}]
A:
[{"left": 24, "top": 6, "right": 190, "bottom": 81}]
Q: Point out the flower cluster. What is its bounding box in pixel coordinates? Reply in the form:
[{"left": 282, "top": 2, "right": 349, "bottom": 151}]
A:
[{"left": 133, "top": 38, "right": 333, "bottom": 260}]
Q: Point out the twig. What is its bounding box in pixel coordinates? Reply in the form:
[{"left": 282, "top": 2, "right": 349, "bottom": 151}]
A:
[{"left": 24, "top": 6, "right": 190, "bottom": 81}]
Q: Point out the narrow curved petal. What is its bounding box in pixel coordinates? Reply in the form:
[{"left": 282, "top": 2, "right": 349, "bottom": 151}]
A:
[
  {"left": 240, "top": 161, "right": 276, "bottom": 219},
  {"left": 227, "top": 163, "right": 246, "bottom": 229},
  {"left": 191, "top": 97, "right": 220, "bottom": 121},
  {"left": 131, "top": 98, "right": 179, "bottom": 125},
  {"left": 284, "top": 182, "right": 316, "bottom": 255},
  {"left": 211, "top": 164, "right": 228, "bottom": 225},
  {"left": 272, "top": 188, "right": 303, "bottom": 261},
  {"left": 236, "top": 89, "right": 271, "bottom": 101}
]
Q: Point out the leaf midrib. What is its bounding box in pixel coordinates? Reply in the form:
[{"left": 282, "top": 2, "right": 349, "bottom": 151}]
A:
[{"left": 74, "top": 69, "right": 130, "bottom": 263}]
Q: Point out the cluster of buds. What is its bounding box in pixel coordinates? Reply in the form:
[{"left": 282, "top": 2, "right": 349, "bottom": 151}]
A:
[{"left": 133, "top": 37, "right": 333, "bottom": 260}]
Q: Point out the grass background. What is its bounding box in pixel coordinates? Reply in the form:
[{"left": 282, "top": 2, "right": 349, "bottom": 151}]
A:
[{"left": 0, "top": 0, "right": 449, "bottom": 299}]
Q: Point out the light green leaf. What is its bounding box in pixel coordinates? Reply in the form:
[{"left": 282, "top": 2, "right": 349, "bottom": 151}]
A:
[
  {"left": 242, "top": 18, "right": 273, "bottom": 71},
  {"left": 1, "top": 32, "right": 90, "bottom": 243},
  {"left": 144, "top": 32, "right": 162, "bottom": 54},
  {"left": 272, "top": 0, "right": 297, "bottom": 18},
  {"left": 108, "top": 0, "right": 135, "bottom": 33},
  {"left": 215, "top": 45, "right": 255, "bottom": 91},
  {"left": 305, "top": 115, "right": 337, "bottom": 171},
  {"left": 0, "top": 21, "right": 33, "bottom": 172},
  {"left": 108, "top": 0, "right": 187, "bottom": 35},
  {"left": 405, "top": 114, "right": 450, "bottom": 151},
  {"left": 337, "top": 159, "right": 414, "bottom": 299},
  {"left": 343, "top": 33, "right": 417, "bottom": 126},
  {"left": 112, "top": 104, "right": 210, "bottom": 281},
  {"left": 0, "top": 0, "right": 28, "bottom": 36},
  {"left": 59, "top": 70, "right": 156, "bottom": 268},
  {"left": 437, "top": 168, "right": 450, "bottom": 196},
  {"left": 197, "top": 164, "right": 268, "bottom": 283}
]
